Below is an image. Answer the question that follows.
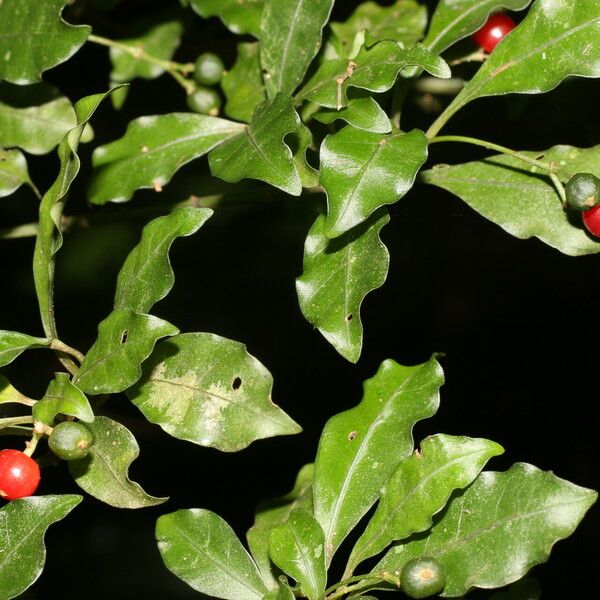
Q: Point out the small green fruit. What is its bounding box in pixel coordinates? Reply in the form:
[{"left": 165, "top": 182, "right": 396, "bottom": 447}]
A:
[
  {"left": 194, "top": 52, "right": 225, "bottom": 86},
  {"left": 187, "top": 86, "right": 221, "bottom": 116},
  {"left": 565, "top": 172, "right": 600, "bottom": 211},
  {"left": 400, "top": 557, "right": 446, "bottom": 599},
  {"left": 48, "top": 421, "right": 94, "bottom": 461}
]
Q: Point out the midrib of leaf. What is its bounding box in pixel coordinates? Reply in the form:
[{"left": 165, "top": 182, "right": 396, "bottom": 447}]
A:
[
  {"left": 272, "top": 0, "right": 305, "bottom": 92},
  {"left": 426, "top": 0, "right": 499, "bottom": 52},
  {"left": 342, "top": 244, "right": 353, "bottom": 346},
  {"left": 170, "top": 523, "right": 263, "bottom": 599},
  {"left": 92, "top": 444, "right": 142, "bottom": 495},
  {"left": 290, "top": 524, "right": 319, "bottom": 596},
  {"left": 322, "top": 366, "right": 432, "bottom": 554}
]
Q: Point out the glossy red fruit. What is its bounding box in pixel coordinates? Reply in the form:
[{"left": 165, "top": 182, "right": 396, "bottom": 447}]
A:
[
  {"left": 582, "top": 205, "right": 600, "bottom": 237},
  {"left": 0, "top": 449, "right": 41, "bottom": 500},
  {"left": 471, "top": 13, "right": 516, "bottom": 53}
]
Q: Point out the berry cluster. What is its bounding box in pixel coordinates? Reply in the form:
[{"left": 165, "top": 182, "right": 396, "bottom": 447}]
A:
[{"left": 187, "top": 52, "right": 225, "bottom": 116}]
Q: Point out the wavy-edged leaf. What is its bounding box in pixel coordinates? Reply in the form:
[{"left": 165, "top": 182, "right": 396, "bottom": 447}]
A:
[
  {"left": 33, "top": 90, "right": 115, "bottom": 338},
  {"left": 423, "top": 0, "right": 532, "bottom": 54},
  {"left": 0, "top": 495, "right": 82, "bottom": 600},
  {"left": 0, "top": 330, "right": 49, "bottom": 367},
  {"left": 209, "top": 94, "right": 302, "bottom": 195},
  {"left": 222, "top": 42, "right": 267, "bottom": 123},
  {"left": 74, "top": 309, "right": 178, "bottom": 394},
  {"left": 69, "top": 416, "right": 166, "bottom": 508},
  {"left": 331, "top": 0, "right": 428, "bottom": 57},
  {"left": 157, "top": 508, "right": 268, "bottom": 600},
  {"left": 297, "top": 41, "right": 450, "bottom": 109},
  {"left": 314, "top": 97, "right": 391, "bottom": 134},
  {"left": 421, "top": 146, "right": 600, "bottom": 256},
  {"left": 114, "top": 207, "right": 212, "bottom": 313},
  {"left": 260, "top": 0, "right": 334, "bottom": 98},
  {"left": 89, "top": 113, "right": 244, "bottom": 204},
  {"left": 33, "top": 372, "right": 93, "bottom": 426},
  {"left": 440, "top": 0, "right": 600, "bottom": 126},
  {"left": 375, "top": 463, "right": 598, "bottom": 597},
  {"left": 0, "top": 82, "right": 83, "bottom": 156},
  {"left": 127, "top": 332, "right": 301, "bottom": 452},
  {"left": 347, "top": 434, "right": 504, "bottom": 573},
  {"left": 290, "top": 125, "right": 319, "bottom": 188},
  {"left": 0, "top": 0, "right": 90, "bottom": 84},
  {"left": 320, "top": 127, "right": 427, "bottom": 237},
  {"left": 296, "top": 211, "right": 389, "bottom": 363},
  {"left": 109, "top": 21, "right": 182, "bottom": 83},
  {"left": 269, "top": 509, "right": 326, "bottom": 600},
  {"left": 313, "top": 357, "right": 444, "bottom": 563},
  {"left": 248, "top": 463, "right": 314, "bottom": 588},
  {"left": 190, "top": 0, "right": 264, "bottom": 38},
  {"left": 0, "top": 148, "right": 33, "bottom": 198}
]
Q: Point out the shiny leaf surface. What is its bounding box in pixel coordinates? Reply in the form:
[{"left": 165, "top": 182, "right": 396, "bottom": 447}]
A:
[
  {"left": 89, "top": 113, "right": 244, "bottom": 204},
  {"left": 190, "top": 0, "right": 264, "bottom": 37},
  {"left": 296, "top": 211, "right": 389, "bottom": 363},
  {"left": 320, "top": 127, "right": 427, "bottom": 237},
  {"left": 69, "top": 416, "right": 166, "bottom": 508},
  {"left": 33, "top": 372, "right": 94, "bottom": 426},
  {"left": 157, "top": 508, "right": 268, "bottom": 600},
  {"left": 209, "top": 94, "right": 302, "bottom": 195},
  {"left": 0, "top": 0, "right": 90, "bottom": 84},
  {"left": 74, "top": 309, "right": 179, "bottom": 394},
  {"left": 128, "top": 333, "right": 301, "bottom": 452},
  {"left": 375, "top": 463, "right": 598, "bottom": 597},
  {"left": 0, "top": 495, "right": 82, "bottom": 600},
  {"left": 260, "top": 0, "right": 334, "bottom": 97},
  {"left": 313, "top": 357, "right": 444, "bottom": 563},
  {"left": 313, "top": 97, "right": 391, "bottom": 134},
  {"left": 0, "top": 330, "right": 49, "bottom": 367}
]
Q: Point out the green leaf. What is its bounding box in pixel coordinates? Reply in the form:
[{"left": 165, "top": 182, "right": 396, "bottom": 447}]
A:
[
  {"left": 260, "top": 0, "right": 335, "bottom": 98},
  {"left": 290, "top": 125, "right": 319, "bottom": 188},
  {"left": 347, "top": 434, "right": 504, "bottom": 572},
  {"left": 0, "top": 82, "right": 82, "bottom": 156},
  {"left": 0, "top": 330, "right": 49, "bottom": 367},
  {"left": 331, "top": 0, "right": 428, "bottom": 56},
  {"left": 296, "top": 211, "right": 389, "bottom": 363},
  {"left": 190, "top": 0, "right": 264, "bottom": 38},
  {"left": 114, "top": 207, "right": 213, "bottom": 313},
  {"left": 314, "top": 97, "right": 391, "bottom": 134},
  {"left": 33, "top": 372, "right": 94, "bottom": 426},
  {"left": 157, "top": 508, "right": 268, "bottom": 600},
  {"left": 33, "top": 90, "right": 115, "bottom": 339},
  {"left": 313, "top": 357, "right": 443, "bottom": 563},
  {"left": 262, "top": 579, "right": 296, "bottom": 600},
  {"left": 222, "top": 42, "right": 267, "bottom": 123},
  {"left": 89, "top": 113, "right": 244, "bottom": 204},
  {"left": 423, "top": 1, "right": 532, "bottom": 54},
  {"left": 69, "top": 416, "right": 166, "bottom": 508},
  {"left": 74, "top": 309, "right": 178, "bottom": 394},
  {"left": 109, "top": 21, "right": 182, "bottom": 82},
  {"left": 441, "top": 0, "right": 600, "bottom": 126},
  {"left": 0, "top": 374, "right": 29, "bottom": 406},
  {"left": 375, "top": 463, "right": 598, "bottom": 597},
  {"left": 320, "top": 127, "right": 427, "bottom": 237},
  {"left": 0, "top": 0, "right": 90, "bottom": 84},
  {"left": 0, "top": 148, "right": 33, "bottom": 198},
  {"left": 269, "top": 509, "right": 326, "bottom": 600},
  {"left": 297, "top": 41, "right": 450, "bottom": 109},
  {"left": 127, "top": 333, "right": 301, "bottom": 451},
  {"left": 421, "top": 147, "right": 600, "bottom": 256},
  {"left": 247, "top": 463, "right": 314, "bottom": 588},
  {"left": 0, "top": 495, "right": 82, "bottom": 600},
  {"left": 209, "top": 94, "right": 302, "bottom": 195}
]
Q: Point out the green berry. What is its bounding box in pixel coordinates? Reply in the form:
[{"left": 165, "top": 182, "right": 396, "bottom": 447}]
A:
[
  {"left": 48, "top": 421, "right": 94, "bottom": 461},
  {"left": 400, "top": 557, "right": 446, "bottom": 599},
  {"left": 187, "top": 86, "right": 221, "bottom": 116},
  {"left": 194, "top": 52, "right": 225, "bottom": 86},
  {"left": 565, "top": 172, "right": 600, "bottom": 211}
]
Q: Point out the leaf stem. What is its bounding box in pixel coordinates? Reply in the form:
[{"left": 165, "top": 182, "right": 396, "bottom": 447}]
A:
[
  {"left": 0, "top": 416, "right": 34, "bottom": 429},
  {"left": 88, "top": 33, "right": 196, "bottom": 94},
  {"left": 324, "top": 574, "right": 383, "bottom": 599},
  {"left": 50, "top": 339, "right": 85, "bottom": 364}
]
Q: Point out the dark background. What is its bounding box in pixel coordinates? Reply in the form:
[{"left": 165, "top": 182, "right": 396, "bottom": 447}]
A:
[{"left": 1, "top": 0, "right": 598, "bottom": 598}]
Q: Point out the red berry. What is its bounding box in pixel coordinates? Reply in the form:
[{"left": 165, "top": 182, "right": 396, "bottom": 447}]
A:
[
  {"left": 582, "top": 205, "right": 600, "bottom": 237},
  {"left": 471, "top": 13, "right": 516, "bottom": 53},
  {"left": 0, "top": 449, "right": 41, "bottom": 501}
]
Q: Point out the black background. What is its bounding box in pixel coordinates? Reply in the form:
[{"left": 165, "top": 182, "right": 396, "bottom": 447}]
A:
[{"left": 1, "top": 0, "right": 598, "bottom": 598}]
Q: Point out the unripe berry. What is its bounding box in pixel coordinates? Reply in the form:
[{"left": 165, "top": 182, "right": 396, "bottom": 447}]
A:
[{"left": 48, "top": 421, "right": 94, "bottom": 461}]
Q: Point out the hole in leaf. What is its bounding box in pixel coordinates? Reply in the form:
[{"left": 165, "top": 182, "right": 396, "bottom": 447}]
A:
[
  {"left": 347, "top": 431, "right": 357, "bottom": 441},
  {"left": 120, "top": 330, "right": 129, "bottom": 344},
  {"left": 232, "top": 377, "right": 242, "bottom": 390},
  {"left": 346, "top": 314, "right": 353, "bottom": 321}
]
